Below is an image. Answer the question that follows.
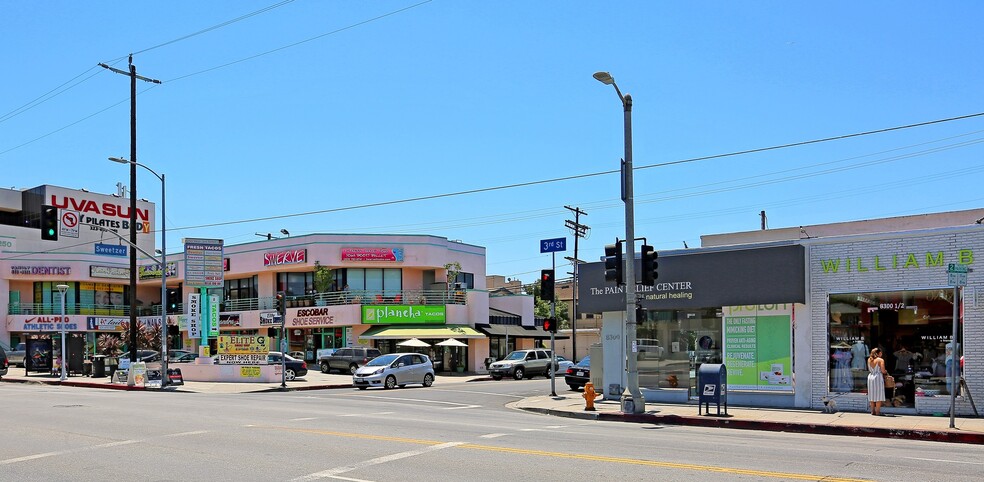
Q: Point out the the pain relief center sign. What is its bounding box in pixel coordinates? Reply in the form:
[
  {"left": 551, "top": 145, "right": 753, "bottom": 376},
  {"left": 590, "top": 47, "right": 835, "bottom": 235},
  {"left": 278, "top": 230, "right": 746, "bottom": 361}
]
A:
[{"left": 722, "top": 304, "right": 793, "bottom": 392}]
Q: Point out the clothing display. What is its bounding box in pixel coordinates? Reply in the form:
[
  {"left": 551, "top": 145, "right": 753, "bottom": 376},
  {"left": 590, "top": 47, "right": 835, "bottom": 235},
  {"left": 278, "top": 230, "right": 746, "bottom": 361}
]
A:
[
  {"left": 850, "top": 340, "right": 869, "bottom": 369},
  {"left": 893, "top": 348, "right": 914, "bottom": 372},
  {"left": 831, "top": 349, "right": 853, "bottom": 392},
  {"left": 867, "top": 359, "right": 886, "bottom": 403}
]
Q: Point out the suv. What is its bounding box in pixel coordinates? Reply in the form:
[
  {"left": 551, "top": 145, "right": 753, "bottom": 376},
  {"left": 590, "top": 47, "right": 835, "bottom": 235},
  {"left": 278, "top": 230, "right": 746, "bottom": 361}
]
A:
[
  {"left": 320, "top": 347, "right": 381, "bottom": 375},
  {"left": 489, "top": 349, "right": 555, "bottom": 380}
]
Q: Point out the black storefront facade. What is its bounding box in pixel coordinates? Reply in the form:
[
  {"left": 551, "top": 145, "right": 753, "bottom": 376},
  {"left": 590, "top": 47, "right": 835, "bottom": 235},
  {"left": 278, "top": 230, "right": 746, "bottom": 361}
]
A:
[{"left": 578, "top": 242, "right": 809, "bottom": 408}]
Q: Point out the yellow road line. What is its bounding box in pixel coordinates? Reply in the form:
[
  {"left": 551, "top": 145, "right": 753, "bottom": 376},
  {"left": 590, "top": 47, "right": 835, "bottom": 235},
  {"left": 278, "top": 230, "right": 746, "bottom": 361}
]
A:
[{"left": 251, "top": 425, "right": 871, "bottom": 482}]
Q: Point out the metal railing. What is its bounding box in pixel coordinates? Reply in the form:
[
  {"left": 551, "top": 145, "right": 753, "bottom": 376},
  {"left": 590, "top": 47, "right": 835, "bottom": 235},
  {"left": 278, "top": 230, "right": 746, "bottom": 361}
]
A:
[{"left": 9, "top": 289, "right": 469, "bottom": 315}]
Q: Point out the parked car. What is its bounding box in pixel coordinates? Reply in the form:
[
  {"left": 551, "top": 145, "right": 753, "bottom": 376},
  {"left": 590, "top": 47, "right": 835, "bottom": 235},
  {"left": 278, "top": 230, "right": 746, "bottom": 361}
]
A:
[
  {"left": 320, "top": 347, "right": 381, "bottom": 374},
  {"left": 1, "top": 345, "right": 8, "bottom": 378},
  {"left": 8, "top": 342, "right": 26, "bottom": 367},
  {"left": 166, "top": 350, "right": 194, "bottom": 362},
  {"left": 488, "top": 349, "right": 554, "bottom": 380},
  {"left": 288, "top": 351, "right": 306, "bottom": 360},
  {"left": 553, "top": 355, "right": 574, "bottom": 375},
  {"left": 169, "top": 352, "right": 199, "bottom": 363},
  {"left": 353, "top": 353, "right": 434, "bottom": 390},
  {"left": 268, "top": 352, "right": 308, "bottom": 380},
  {"left": 121, "top": 350, "right": 161, "bottom": 363},
  {"left": 564, "top": 355, "right": 591, "bottom": 391}
]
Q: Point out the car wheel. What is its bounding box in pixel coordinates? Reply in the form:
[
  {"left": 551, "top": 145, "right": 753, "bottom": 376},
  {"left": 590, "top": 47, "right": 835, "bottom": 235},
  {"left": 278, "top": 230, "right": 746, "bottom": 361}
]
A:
[
  {"left": 285, "top": 369, "right": 296, "bottom": 381},
  {"left": 568, "top": 384, "right": 581, "bottom": 391},
  {"left": 513, "top": 367, "right": 525, "bottom": 380},
  {"left": 491, "top": 374, "right": 502, "bottom": 381},
  {"left": 348, "top": 364, "right": 359, "bottom": 375},
  {"left": 398, "top": 384, "right": 406, "bottom": 388},
  {"left": 384, "top": 375, "right": 397, "bottom": 389},
  {"left": 423, "top": 373, "right": 434, "bottom": 387},
  {"left": 358, "top": 386, "right": 367, "bottom": 390},
  {"left": 320, "top": 362, "right": 329, "bottom": 373}
]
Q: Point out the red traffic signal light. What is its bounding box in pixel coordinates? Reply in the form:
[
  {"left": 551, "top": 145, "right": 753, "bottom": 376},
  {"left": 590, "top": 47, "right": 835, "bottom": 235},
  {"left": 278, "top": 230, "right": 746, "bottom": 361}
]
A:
[
  {"left": 540, "top": 269, "right": 555, "bottom": 302},
  {"left": 275, "top": 291, "right": 286, "bottom": 316},
  {"left": 543, "top": 317, "right": 558, "bottom": 334}
]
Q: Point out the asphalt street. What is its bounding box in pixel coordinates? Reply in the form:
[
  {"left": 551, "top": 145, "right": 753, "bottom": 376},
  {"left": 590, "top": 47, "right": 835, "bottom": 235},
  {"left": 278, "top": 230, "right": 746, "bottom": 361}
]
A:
[{"left": 1, "top": 377, "right": 981, "bottom": 481}]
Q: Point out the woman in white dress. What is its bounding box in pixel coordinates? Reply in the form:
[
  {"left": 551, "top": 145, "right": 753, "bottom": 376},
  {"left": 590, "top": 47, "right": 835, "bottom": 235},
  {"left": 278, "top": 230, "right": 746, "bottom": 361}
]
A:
[{"left": 867, "top": 348, "right": 888, "bottom": 415}]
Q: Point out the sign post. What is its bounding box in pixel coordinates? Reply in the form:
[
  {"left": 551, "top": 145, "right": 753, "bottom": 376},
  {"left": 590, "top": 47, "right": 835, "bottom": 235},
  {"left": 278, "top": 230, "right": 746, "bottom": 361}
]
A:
[
  {"left": 540, "top": 237, "right": 566, "bottom": 397},
  {"left": 947, "top": 263, "right": 968, "bottom": 428}
]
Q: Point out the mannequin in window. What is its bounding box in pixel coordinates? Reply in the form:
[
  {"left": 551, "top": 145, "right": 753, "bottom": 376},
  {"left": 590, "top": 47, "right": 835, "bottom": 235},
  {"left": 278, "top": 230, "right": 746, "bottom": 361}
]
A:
[
  {"left": 893, "top": 345, "right": 915, "bottom": 372},
  {"left": 850, "top": 337, "right": 869, "bottom": 370},
  {"left": 831, "top": 341, "right": 853, "bottom": 392}
]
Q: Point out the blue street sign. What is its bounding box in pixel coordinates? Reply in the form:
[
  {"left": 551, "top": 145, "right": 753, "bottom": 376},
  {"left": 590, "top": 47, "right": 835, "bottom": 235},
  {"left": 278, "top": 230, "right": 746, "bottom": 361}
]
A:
[
  {"left": 540, "top": 237, "right": 567, "bottom": 253},
  {"left": 94, "top": 243, "right": 128, "bottom": 257}
]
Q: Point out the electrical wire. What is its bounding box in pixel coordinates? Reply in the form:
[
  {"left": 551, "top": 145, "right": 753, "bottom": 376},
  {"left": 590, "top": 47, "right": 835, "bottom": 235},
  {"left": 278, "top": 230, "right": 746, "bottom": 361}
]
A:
[{"left": 0, "top": 66, "right": 103, "bottom": 124}]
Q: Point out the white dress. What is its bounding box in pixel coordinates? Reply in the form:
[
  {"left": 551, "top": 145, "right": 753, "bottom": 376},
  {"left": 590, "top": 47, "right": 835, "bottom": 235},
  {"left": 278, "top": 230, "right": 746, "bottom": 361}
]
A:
[{"left": 867, "top": 360, "right": 886, "bottom": 403}]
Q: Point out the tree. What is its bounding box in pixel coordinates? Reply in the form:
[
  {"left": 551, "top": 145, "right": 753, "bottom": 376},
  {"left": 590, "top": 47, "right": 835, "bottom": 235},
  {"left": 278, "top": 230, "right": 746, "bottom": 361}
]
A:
[
  {"left": 444, "top": 261, "right": 462, "bottom": 291},
  {"left": 527, "top": 279, "right": 570, "bottom": 326},
  {"left": 313, "top": 261, "right": 335, "bottom": 293}
]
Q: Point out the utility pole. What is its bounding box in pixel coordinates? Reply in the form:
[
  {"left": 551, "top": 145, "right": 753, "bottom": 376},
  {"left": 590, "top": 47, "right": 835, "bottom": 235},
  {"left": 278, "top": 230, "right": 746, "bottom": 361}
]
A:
[
  {"left": 564, "top": 206, "right": 589, "bottom": 361},
  {"left": 100, "top": 55, "right": 161, "bottom": 370}
]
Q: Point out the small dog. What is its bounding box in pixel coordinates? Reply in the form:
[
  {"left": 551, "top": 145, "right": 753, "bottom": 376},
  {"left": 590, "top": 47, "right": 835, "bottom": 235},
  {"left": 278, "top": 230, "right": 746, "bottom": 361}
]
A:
[{"left": 820, "top": 396, "right": 839, "bottom": 413}]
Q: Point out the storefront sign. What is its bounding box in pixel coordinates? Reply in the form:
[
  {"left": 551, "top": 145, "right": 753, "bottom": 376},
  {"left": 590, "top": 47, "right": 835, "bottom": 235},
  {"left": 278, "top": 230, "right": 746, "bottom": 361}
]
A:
[
  {"left": 722, "top": 304, "right": 793, "bottom": 392},
  {"left": 818, "top": 249, "right": 974, "bottom": 274},
  {"left": 217, "top": 335, "right": 269, "bottom": 355},
  {"left": 0, "top": 238, "right": 15, "bottom": 251},
  {"left": 94, "top": 243, "right": 127, "bottom": 257},
  {"left": 217, "top": 354, "right": 267, "bottom": 365},
  {"left": 184, "top": 238, "right": 224, "bottom": 288},
  {"left": 240, "top": 366, "right": 262, "bottom": 378},
  {"left": 288, "top": 307, "right": 336, "bottom": 327},
  {"left": 187, "top": 293, "right": 201, "bottom": 338},
  {"left": 578, "top": 245, "right": 806, "bottom": 312},
  {"left": 87, "top": 316, "right": 128, "bottom": 331},
  {"left": 263, "top": 249, "right": 307, "bottom": 266},
  {"left": 21, "top": 316, "right": 80, "bottom": 331},
  {"left": 208, "top": 294, "right": 220, "bottom": 337},
  {"left": 10, "top": 265, "right": 71, "bottom": 276},
  {"left": 219, "top": 313, "right": 241, "bottom": 327},
  {"left": 90, "top": 265, "right": 130, "bottom": 280},
  {"left": 362, "top": 305, "right": 446, "bottom": 324},
  {"left": 340, "top": 247, "right": 404, "bottom": 262},
  {"left": 223, "top": 258, "right": 230, "bottom": 271},
  {"left": 138, "top": 262, "right": 177, "bottom": 280}
]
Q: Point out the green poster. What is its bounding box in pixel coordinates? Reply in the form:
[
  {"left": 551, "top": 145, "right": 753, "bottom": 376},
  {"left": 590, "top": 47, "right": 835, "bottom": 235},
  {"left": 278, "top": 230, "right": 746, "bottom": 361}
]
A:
[{"left": 723, "top": 305, "right": 793, "bottom": 391}]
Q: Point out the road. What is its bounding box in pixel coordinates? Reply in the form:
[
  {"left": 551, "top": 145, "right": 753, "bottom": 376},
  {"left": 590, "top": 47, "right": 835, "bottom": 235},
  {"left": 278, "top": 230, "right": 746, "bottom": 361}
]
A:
[{"left": 1, "top": 377, "right": 981, "bottom": 481}]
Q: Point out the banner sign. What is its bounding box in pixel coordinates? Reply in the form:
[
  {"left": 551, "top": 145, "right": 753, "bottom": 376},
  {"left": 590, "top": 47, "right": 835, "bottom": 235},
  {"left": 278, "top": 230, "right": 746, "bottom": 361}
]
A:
[
  {"left": 217, "top": 335, "right": 269, "bottom": 355},
  {"left": 87, "top": 316, "right": 128, "bottom": 331},
  {"left": 95, "top": 243, "right": 127, "bottom": 257},
  {"left": 219, "top": 313, "right": 241, "bottom": 327},
  {"left": 208, "top": 294, "right": 220, "bottom": 337},
  {"left": 340, "top": 247, "right": 404, "bottom": 262},
  {"left": 722, "top": 304, "right": 793, "bottom": 392},
  {"left": 217, "top": 354, "right": 268, "bottom": 365},
  {"left": 263, "top": 249, "right": 307, "bottom": 267},
  {"left": 10, "top": 266, "right": 72, "bottom": 276},
  {"left": 138, "top": 262, "right": 177, "bottom": 280},
  {"left": 90, "top": 265, "right": 130, "bottom": 280},
  {"left": 362, "top": 305, "right": 446, "bottom": 324},
  {"left": 187, "top": 293, "right": 201, "bottom": 338},
  {"left": 184, "top": 238, "right": 224, "bottom": 288}
]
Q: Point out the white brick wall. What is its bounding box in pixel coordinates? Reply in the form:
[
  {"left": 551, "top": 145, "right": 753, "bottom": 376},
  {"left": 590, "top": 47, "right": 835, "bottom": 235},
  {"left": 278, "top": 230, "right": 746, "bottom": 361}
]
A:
[{"left": 806, "top": 226, "right": 983, "bottom": 415}]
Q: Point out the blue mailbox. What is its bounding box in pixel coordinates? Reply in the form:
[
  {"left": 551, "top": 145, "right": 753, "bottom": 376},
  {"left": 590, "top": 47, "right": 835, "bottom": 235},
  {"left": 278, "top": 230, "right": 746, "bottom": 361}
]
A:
[{"left": 698, "top": 363, "right": 728, "bottom": 416}]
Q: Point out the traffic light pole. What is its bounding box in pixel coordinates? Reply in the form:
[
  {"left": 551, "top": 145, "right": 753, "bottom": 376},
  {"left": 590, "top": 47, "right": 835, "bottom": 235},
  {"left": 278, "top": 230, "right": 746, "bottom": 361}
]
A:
[
  {"left": 550, "top": 252, "right": 557, "bottom": 397},
  {"left": 619, "top": 92, "right": 644, "bottom": 413}
]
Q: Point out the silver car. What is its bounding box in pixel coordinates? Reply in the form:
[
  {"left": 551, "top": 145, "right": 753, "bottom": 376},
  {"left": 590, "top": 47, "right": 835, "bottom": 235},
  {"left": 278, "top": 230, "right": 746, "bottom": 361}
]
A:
[{"left": 353, "top": 353, "right": 435, "bottom": 390}]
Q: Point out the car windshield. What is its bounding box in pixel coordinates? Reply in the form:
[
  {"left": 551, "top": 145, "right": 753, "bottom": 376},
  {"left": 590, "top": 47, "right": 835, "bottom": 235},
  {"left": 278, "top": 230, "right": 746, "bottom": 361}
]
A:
[
  {"left": 504, "top": 351, "right": 526, "bottom": 361},
  {"left": 576, "top": 356, "right": 590, "bottom": 367},
  {"left": 366, "top": 354, "right": 399, "bottom": 367}
]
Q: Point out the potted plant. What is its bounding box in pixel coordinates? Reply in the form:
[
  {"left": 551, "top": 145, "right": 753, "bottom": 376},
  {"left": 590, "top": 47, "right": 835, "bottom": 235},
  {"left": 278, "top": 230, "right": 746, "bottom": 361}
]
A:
[{"left": 444, "top": 261, "right": 461, "bottom": 303}]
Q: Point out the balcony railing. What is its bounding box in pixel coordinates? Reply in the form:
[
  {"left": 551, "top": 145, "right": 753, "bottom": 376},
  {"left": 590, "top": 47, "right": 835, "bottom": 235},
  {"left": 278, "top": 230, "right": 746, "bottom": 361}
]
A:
[{"left": 8, "top": 289, "right": 469, "bottom": 315}]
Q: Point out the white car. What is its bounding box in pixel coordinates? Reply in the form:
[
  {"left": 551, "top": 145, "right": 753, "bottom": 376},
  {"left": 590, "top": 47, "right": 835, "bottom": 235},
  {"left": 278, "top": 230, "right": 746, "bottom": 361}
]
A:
[
  {"left": 353, "top": 353, "right": 435, "bottom": 390},
  {"left": 553, "top": 355, "right": 575, "bottom": 375}
]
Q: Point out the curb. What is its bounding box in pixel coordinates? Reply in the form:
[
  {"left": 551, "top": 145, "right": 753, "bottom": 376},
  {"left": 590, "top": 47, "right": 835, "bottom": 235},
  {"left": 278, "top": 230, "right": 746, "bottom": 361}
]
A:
[
  {"left": 1, "top": 377, "right": 145, "bottom": 391},
  {"left": 518, "top": 405, "right": 984, "bottom": 445}
]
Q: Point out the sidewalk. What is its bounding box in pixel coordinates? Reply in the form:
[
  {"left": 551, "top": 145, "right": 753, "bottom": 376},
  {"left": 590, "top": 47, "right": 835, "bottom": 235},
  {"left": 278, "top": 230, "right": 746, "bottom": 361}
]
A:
[{"left": 513, "top": 392, "right": 984, "bottom": 445}]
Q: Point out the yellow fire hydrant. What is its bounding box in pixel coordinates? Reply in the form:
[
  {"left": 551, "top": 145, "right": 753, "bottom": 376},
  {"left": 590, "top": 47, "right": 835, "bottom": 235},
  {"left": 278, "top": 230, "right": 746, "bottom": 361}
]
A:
[{"left": 583, "top": 382, "right": 597, "bottom": 411}]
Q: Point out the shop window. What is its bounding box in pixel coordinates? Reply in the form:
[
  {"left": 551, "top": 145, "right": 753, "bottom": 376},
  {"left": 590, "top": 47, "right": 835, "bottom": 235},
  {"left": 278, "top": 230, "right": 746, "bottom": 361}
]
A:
[
  {"left": 636, "top": 308, "right": 723, "bottom": 396},
  {"left": 828, "top": 289, "right": 963, "bottom": 407}
]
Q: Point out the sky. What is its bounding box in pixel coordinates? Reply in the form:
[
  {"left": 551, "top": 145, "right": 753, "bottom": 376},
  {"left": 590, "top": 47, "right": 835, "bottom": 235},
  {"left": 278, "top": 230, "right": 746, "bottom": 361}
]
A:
[{"left": 4, "top": 1, "right": 984, "bottom": 284}]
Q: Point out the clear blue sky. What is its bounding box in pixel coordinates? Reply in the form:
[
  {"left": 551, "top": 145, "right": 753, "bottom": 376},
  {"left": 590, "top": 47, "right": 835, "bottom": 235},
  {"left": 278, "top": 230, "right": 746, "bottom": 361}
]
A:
[{"left": 4, "top": 1, "right": 984, "bottom": 284}]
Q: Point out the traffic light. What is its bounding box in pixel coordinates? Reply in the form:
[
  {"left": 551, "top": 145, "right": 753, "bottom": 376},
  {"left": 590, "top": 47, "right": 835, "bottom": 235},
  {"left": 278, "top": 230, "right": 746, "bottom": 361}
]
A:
[
  {"left": 166, "top": 289, "right": 179, "bottom": 313},
  {"left": 40, "top": 205, "right": 58, "bottom": 241},
  {"left": 543, "top": 317, "right": 558, "bottom": 334},
  {"left": 540, "top": 269, "right": 555, "bottom": 302},
  {"left": 640, "top": 244, "right": 658, "bottom": 286},
  {"left": 275, "top": 291, "right": 286, "bottom": 317},
  {"left": 604, "top": 241, "right": 623, "bottom": 285}
]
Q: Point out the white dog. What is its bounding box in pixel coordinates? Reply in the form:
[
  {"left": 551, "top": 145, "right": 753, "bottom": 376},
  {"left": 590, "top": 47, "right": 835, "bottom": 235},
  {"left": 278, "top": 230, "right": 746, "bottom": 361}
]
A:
[{"left": 820, "top": 396, "right": 838, "bottom": 413}]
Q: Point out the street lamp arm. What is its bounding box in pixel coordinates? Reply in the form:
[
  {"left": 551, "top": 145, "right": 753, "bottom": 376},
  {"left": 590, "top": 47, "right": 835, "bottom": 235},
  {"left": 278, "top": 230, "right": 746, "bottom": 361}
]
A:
[{"left": 108, "top": 157, "right": 163, "bottom": 182}]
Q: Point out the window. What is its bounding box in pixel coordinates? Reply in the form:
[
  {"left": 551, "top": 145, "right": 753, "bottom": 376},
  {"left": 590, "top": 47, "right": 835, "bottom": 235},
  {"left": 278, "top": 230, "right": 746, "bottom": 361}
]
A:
[
  {"left": 452, "top": 272, "right": 474, "bottom": 289},
  {"left": 828, "top": 289, "right": 962, "bottom": 405},
  {"left": 224, "top": 276, "right": 257, "bottom": 301},
  {"left": 277, "top": 272, "right": 314, "bottom": 297},
  {"left": 343, "top": 268, "right": 402, "bottom": 294}
]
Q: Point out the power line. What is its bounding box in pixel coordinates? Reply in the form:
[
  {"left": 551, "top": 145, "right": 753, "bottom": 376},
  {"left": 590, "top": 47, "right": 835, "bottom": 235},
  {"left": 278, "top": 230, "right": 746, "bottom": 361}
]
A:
[
  {"left": 168, "top": 111, "right": 984, "bottom": 232},
  {"left": 0, "top": 66, "right": 103, "bottom": 124}
]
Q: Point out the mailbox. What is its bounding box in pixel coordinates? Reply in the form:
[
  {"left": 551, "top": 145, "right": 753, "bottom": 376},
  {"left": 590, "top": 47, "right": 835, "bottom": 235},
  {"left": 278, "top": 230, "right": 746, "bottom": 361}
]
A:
[{"left": 698, "top": 363, "right": 728, "bottom": 416}]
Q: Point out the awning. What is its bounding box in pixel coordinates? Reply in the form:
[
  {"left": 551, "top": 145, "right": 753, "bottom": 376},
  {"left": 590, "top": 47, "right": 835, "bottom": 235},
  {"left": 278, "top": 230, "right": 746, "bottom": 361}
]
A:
[
  {"left": 489, "top": 308, "right": 521, "bottom": 324},
  {"left": 359, "top": 324, "right": 485, "bottom": 340},
  {"left": 476, "top": 324, "right": 568, "bottom": 340}
]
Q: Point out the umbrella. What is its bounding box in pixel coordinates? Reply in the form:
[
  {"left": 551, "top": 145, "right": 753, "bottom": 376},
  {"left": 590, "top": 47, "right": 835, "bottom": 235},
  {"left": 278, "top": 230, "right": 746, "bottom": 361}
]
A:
[
  {"left": 436, "top": 338, "right": 467, "bottom": 347},
  {"left": 396, "top": 338, "right": 430, "bottom": 347}
]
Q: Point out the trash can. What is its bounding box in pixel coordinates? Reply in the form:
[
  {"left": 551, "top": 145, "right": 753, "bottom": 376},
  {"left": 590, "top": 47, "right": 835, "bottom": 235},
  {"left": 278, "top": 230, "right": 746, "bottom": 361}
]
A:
[
  {"left": 92, "top": 355, "right": 106, "bottom": 378},
  {"left": 698, "top": 363, "right": 728, "bottom": 416}
]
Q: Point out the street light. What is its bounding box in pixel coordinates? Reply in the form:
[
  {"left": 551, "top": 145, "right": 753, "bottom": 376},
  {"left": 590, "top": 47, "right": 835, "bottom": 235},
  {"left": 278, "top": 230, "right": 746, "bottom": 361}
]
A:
[
  {"left": 109, "top": 156, "right": 168, "bottom": 387},
  {"left": 593, "top": 70, "right": 644, "bottom": 414},
  {"left": 280, "top": 229, "right": 290, "bottom": 237},
  {"left": 56, "top": 284, "right": 69, "bottom": 381}
]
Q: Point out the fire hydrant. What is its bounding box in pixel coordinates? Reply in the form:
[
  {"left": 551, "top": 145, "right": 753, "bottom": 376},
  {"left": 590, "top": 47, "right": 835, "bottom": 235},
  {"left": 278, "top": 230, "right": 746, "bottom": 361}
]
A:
[{"left": 583, "top": 382, "right": 597, "bottom": 411}]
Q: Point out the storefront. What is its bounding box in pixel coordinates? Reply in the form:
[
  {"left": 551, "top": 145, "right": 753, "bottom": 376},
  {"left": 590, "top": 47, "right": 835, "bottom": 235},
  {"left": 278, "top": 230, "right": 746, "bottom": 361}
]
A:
[
  {"left": 579, "top": 243, "right": 807, "bottom": 407},
  {"left": 807, "top": 226, "right": 981, "bottom": 415}
]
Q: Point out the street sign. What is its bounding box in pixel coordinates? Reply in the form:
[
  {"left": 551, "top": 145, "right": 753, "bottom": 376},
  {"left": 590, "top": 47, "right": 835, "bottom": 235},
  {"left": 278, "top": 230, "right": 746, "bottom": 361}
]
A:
[
  {"left": 540, "top": 237, "right": 567, "bottom": 253},
  {"left": 948, "top": 263, "right": 969, "bottom": 287},
  {"left": 183, "top": 238, "right": 224, "bottom": 288}
]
